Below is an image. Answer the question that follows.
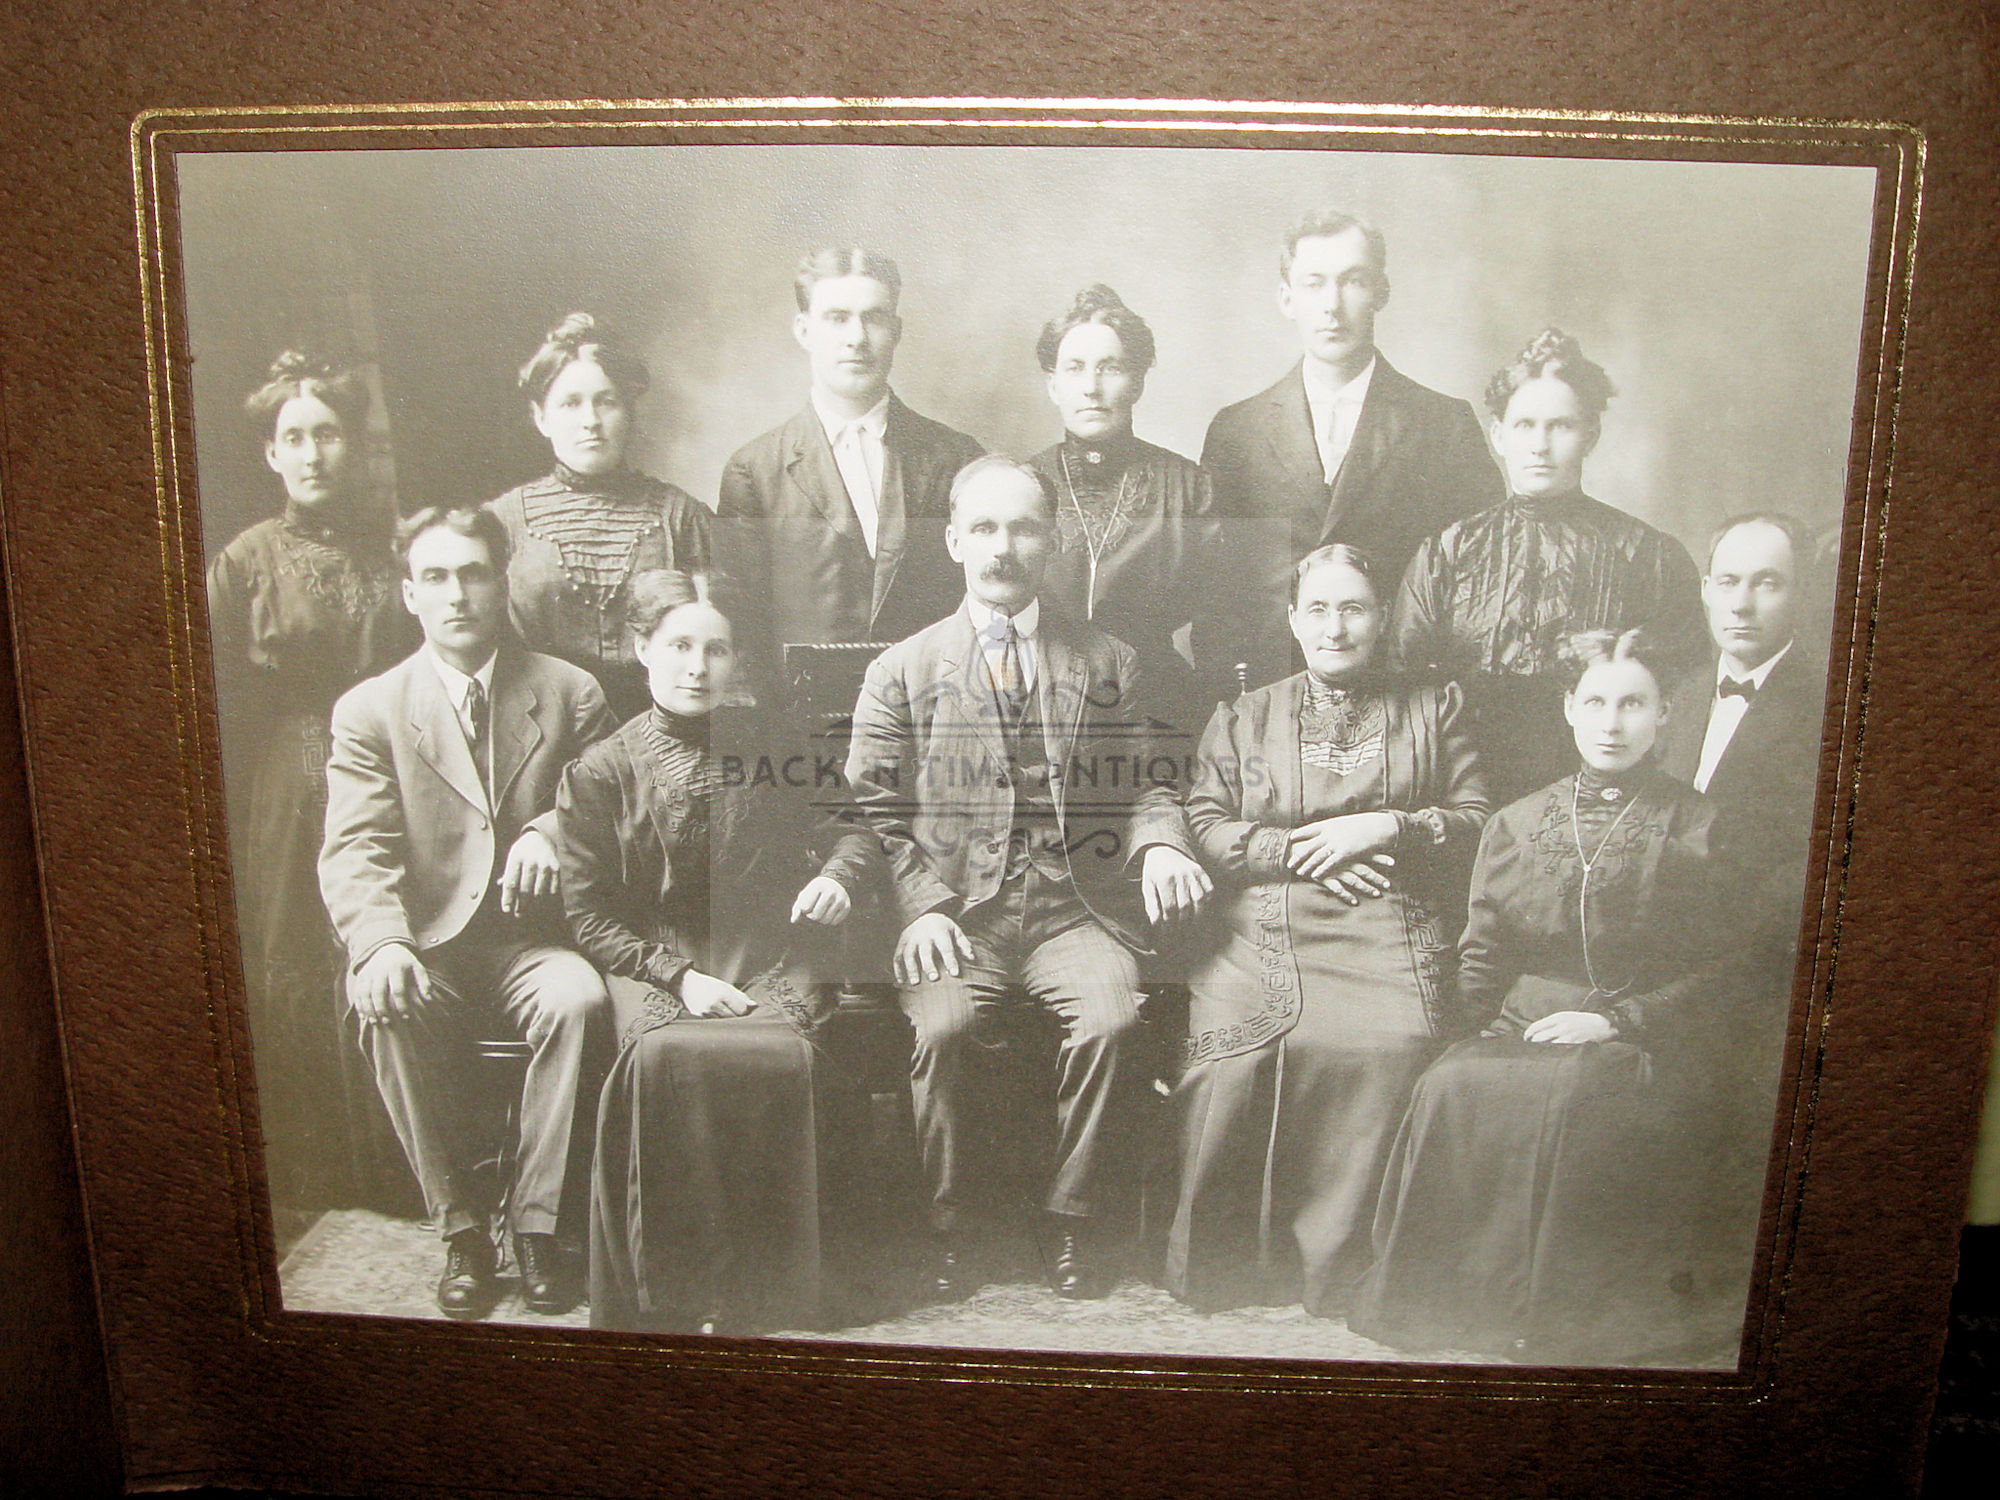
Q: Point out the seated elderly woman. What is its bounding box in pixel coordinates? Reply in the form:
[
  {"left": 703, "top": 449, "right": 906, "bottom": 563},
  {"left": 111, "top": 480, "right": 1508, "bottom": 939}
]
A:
[
  {"left": 555, "top": 570, "right": 879, "bottom": 1336},
  {"left": 1165, "top": 543, "right": 1491, "bottom": 1316},
  {"left": 1390, "top": 328, "right": 1708, "bottom": 806},
  {"left": 1350, "top": 627, "right": 1750, "bottom": 1366}
]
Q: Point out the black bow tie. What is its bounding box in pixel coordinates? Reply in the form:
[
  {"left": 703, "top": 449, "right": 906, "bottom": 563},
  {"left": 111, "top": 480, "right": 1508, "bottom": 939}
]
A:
[{"left": 1718, "top": 676, "right": 1756, "bottom": 701}]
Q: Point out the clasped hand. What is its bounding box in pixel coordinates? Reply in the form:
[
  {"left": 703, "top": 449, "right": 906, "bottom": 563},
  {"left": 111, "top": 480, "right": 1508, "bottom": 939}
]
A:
[
  {"left": 1522, "top": 1010, "right": 1616, "bottom": 1045},
  {"left": 1285, "top": 811, "right": 1398, "bottom": 906}
]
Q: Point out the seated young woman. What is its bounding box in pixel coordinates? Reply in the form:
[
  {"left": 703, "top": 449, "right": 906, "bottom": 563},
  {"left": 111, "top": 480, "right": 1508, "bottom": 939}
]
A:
[
  {"left": 1350, "top": 627, "right": 1754, "bottom": 1366},
  {"left": 555, "top": 569, "right": 880, "bottom": 1335}
]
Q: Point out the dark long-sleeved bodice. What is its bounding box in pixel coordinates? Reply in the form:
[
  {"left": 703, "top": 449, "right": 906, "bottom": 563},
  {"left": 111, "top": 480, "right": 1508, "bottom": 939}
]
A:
[{"left": 489, "top": 465, "right": 714, "bottom": 719}]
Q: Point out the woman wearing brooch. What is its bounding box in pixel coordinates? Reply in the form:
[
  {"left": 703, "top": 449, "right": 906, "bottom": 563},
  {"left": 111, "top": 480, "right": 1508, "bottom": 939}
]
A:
[
  {"left": 1390, "top": 328, "right": 1707, "bottom": 807},
  {"left": 207, "top": 351, "right": 415, "bottom": 1212},
  {"left": 555, "top": 570, "right": 879, "bottom": 1335},
  {"left": 1351, "top": 627, "right": 1747, "bottom": 1365},
  {"left": 1164, "top": 544, "right": 1490, "bottom": 1316},
  {"left": 489, "top": 313, "right": 713, "bottom": 720},
  {"left": 1026, "top": 283, "right": 1226, "bottom": 739}
]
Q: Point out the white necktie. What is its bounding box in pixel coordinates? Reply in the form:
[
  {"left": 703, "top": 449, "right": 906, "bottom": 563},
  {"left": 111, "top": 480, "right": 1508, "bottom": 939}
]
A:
[{"left": 834, "top": 421, "right": 881, "bottom": 556}]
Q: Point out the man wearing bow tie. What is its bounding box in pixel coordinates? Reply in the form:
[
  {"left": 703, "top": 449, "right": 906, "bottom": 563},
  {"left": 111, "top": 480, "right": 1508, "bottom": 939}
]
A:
[
  {"left": 1200, "top": 210, "right": 1503, "bottom": 688},
  {"left": 844, "top": 456, "right": 1211, "bottom": 1302},
  {"left": 717, "top": 247, "right": 986, "bottom": 663},
  {"left": 321, "top": 505, "right": 617, "bottom": 1320}
]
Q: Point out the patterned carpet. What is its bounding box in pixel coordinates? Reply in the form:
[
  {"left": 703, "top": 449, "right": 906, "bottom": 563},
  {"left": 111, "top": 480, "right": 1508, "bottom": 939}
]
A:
[{"left": 279, "top": 1208, "right": 1496, "bottom": 1362}]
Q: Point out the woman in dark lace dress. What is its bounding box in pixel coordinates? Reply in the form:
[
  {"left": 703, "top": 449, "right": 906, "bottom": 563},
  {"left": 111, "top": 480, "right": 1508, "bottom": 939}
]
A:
[
  {"left": 206, "top": 352, "right": 415, "bottom": 1212},
  {"left": 1165, "top": 544, "right": 1490, "bottom": 1316},
  {"left": 1351, "top": 628, "right": 1750, "bottom": 1365},
  {"left": 1390, "top": 329, "right": 1707, "bottom": 805},
  {"left": 555, "top": 571, "right": 879, "bottom": 1335},
  {"left": 1026, "top": 284, "right": 1226, "bottom": 741},
  {"left": 489, "top": 313, "right": 712, "bottom": 720}
]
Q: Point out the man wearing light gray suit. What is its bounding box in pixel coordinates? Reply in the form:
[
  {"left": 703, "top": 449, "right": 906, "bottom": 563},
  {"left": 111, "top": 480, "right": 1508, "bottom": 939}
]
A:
[
  {"left": 321, "top": 505, "right": 616, "bottom": 1320},
  {"left": 844, "top": 455, "right": 1211, "bottom": 1302}
]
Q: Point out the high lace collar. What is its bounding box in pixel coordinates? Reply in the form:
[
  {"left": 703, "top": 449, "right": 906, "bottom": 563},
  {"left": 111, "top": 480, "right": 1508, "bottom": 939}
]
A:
[
  {"left": 553, "top": 461, "right": 644, "bottom": 496},
  {"left": 1060, "top": 430, "right": 1140, "bottom": 475},
  {"left": 281, "top": 498, "right": 361, "bottom": 543},
  {"left": 648, "top": 704, "right": 711, "bottom": 747},
  {"left": 1575, "top": 756, "right": 1661, "bottom": 802}
]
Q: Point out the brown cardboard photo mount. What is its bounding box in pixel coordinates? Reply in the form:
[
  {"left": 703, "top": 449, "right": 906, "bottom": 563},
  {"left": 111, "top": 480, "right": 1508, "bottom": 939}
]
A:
[{"left": 7, "top": 94, "right": 1978, "bottom": 1497}]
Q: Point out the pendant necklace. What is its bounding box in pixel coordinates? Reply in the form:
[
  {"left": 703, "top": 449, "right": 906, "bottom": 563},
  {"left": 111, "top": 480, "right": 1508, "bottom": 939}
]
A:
[
  {"left": 1057, "top": 444, "right": 1134, "bottom": 622},
  {"left": 1570, "top": 778, "right": 1640, "bottom": 999}
]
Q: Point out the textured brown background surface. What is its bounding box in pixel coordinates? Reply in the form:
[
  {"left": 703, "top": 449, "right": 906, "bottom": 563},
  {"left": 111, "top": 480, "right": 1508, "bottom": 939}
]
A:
[{"left": 1, "top": 3, "right": 1997, "bottom": 1496}]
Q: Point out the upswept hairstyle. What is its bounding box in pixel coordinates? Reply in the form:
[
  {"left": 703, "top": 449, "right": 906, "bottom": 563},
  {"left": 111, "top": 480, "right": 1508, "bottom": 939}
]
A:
[
  {"left": 793, "top": 247, "right": 902, "bottom": 312},
  {"left": 947, "top": 454, "right": 1057, "bottom": 522},
  {"left": 1278, "top": 209, "right": 1388, "bottom": 283},
  {"left": 394, "top": 504, "right": 513, "bottom": 579},
  {"left": 516, "top": 312, "right": 651, "bottom": 407},
  {"left": 1035, "top": 283, "right": 1158, "bottom": 375},
  {"left": 626, "top": 569, "right": 744, "bottom": 640},
  {"left": 1483, "top": 327, "right": 1616, "bottom": 423},
  {"left": 1704, "top": 511, "right": 1812, "bottom": 576},
  {"left": 1289, "top": 542, "right": 1383, "bottom": 607},
  {"left": 244, "top": 351, "right": 371, "bottom": 437},
  {"left": 1556, "top": 626, "right": 1678, "bottom": 701}
]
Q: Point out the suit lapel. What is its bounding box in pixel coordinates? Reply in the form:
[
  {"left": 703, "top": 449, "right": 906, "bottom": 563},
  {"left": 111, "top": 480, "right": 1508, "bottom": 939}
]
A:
[
  {"left": 870, "top": 396, "right": 913, "bottom": 625},
  {"left": 489, "top": 649, "right": 545, "bottom": 813},
  {"left": 1324, "top": 358, "right": 1405, "bottom": 544},
  {"left": 938, "top": 606, "right": 1010, "bottom": 770},
  {"left": 408, "top": 657, "right": 490, "bottom": 816},
  {"left": 1035, "top": 618, "right": 1090, "bottom": 820},
  {"left": 785, "top": 408, "right": 863, "bottom": 544},
  {"left": 1258, "top": 364, "right": 1329, "bottom": 530}
]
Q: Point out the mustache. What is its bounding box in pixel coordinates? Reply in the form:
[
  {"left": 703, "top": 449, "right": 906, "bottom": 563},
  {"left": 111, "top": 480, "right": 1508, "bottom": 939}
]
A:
[{"left": 979, "top": 559, "right": 1027, "bottom": 581}]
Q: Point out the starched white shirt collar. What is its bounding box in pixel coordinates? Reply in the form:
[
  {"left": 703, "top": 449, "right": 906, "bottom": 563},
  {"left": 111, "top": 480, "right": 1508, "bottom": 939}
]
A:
[{"left": 1301, "top": 354, "right": 1377, "bottom": 483}]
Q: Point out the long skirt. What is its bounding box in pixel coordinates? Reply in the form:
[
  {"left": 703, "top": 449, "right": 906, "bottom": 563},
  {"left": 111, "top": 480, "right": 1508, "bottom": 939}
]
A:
[
  {"left": 1166, "top": 882, "right": 1443, "bottom": 1315},
  {"left": 589, "top": 976, "right": 821, "bottom": 1334},
  {"left": 235, "top": 709, "right": 403, "bottom": 1213},
  {"left": 1350, "top": 1036, "right": 1745, "bottom": 1365}
]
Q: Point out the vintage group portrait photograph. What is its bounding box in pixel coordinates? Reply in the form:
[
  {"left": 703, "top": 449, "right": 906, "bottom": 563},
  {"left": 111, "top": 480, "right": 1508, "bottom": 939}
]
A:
[{"left": 167, "top": 132, "right": 1877, "bottom": 1373}]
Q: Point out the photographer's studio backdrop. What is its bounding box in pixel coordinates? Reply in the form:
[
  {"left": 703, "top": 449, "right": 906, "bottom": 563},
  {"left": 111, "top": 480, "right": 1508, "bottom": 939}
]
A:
[{"left": 177, "top": 146, "right": 1872, "bottom": 580}]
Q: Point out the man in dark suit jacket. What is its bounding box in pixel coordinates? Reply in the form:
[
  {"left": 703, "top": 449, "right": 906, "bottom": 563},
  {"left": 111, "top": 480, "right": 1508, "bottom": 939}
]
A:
[
  {"left": 321, "top": 505, "right": 617, "bottom": 1320},
  {"left": 1659, "top": 511, "right": 1824, "bottom": 903},
  {"left": 844, "top": 456, "right": 1211, "bottom": 1301},
  {"left": 717, "top": 247, "right": 986, "bottom": 659},
  {"left": 1200, "top": 210, "right": 1503, "bottom": 688}
]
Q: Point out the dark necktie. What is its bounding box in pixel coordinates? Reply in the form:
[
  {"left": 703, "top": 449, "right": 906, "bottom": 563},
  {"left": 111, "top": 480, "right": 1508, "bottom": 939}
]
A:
[
  {"left": 465, "top": 678, "right": 491, "bottom": 796},
  {"left": 1718, "top": 676, "right": 1756, "bottom": 702}
]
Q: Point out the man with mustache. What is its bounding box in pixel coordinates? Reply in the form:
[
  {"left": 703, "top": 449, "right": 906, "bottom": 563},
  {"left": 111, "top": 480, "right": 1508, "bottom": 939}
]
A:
[
  {"left": 320, "top": 505, "right": 617, "bottom": 1320},
  {"left": 718, "top": 247, "right": 986, "bottom": 664},
  {"left": 1201, "top": 210, "right": 1503, "bottom": 689},
  {"left": 844, "top": 455, "right": 1212, "bottom": 1302}
]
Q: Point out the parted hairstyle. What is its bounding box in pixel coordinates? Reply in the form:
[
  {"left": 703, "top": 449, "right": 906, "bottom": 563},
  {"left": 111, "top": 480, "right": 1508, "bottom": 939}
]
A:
[
  {"left": 1279, "top": 209, "right": 1388, "bottom": 283},
  {"left": 1035, "top": 283, "right": 1157, "bottom": 375},
  {"left": 1705, "top": 511, "right": 1813, "bottom": 576},
  {"left": 626, "top": 568, "right": 745, "bottom": 640},
  {"left": 947, "top": 453, "right": 1058, "bottom": 522},
  {"left": 244, "top": 351, "right": 371, "bottom": 437},
  {"left": 1484, "top": 327, "right": 1616, "bottom": 423},
  {"left": 516, "top": 312, "right": 652, "bottom": 407},
  {"left": 1557, "top": 626, "right": 1678, "bottom": 701},
  {"left": 394, "top": 504, "right": 512, "bottom": 579},
  {"left": 1289, "top": 542, "right": 1383, "bottom": 607},
  {"left": 793, "top": 247, "right": 902, "bottom": 312}
]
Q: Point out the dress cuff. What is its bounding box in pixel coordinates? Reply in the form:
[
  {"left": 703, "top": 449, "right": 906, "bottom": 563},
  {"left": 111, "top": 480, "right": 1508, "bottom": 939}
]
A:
[
  {"left": 649, "top": 953, "right": 694, "bottom": 992},
  {"left": 1246, "top": 825, "right": 1290, "bottom": 877},
  {"left": 1395, "top": 809, "right": 1449, "bottom": 850}
]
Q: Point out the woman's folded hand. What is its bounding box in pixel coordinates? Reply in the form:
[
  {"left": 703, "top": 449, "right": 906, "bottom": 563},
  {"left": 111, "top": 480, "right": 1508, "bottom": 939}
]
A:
[
  {"left": 1315, "top": 853, "right": 1396, "bottom": 906},
  {"left": 678, "top": 970, "right": 757, "bottom": 1018},
  {"left": 1522, "top": 1010, "right": 1616, "bottom": 1045},
  {"left": 1285, "top": 811, "right": 1399, "bottom": 881}
]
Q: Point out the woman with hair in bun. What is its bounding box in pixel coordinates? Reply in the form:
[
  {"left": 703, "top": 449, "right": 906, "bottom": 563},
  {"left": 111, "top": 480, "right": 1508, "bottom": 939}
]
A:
[
  {"left": 490, "top": 313, "right": 713, "bottom": 720},
  {"left": 207, "top": 351, "right": 415, "bottom": 1212},
  {"left": 556, "top": 570, "right": 880, "bottom": 1335},
  {"left": 1390, "top": 328, "right": 1707, "bottom": 806},
  {"left": 1165, "top": 543, "right": 1490, "bottom": 1318},
  {"left": 1027, "top": 283, "right": 1226, "bottom": 734},
  {"left": 1351, "top": 628, "right": 1748, "bottom": 1365}
]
